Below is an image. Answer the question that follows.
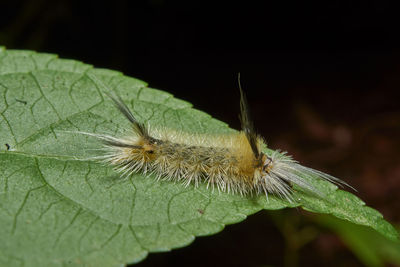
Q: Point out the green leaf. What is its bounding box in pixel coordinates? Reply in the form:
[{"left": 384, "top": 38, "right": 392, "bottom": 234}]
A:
[
  {"left": 0, "top": 47, "right": 398, "bottom": 266},
  {"left": 317, "top": 215, "right": 400, "bottom": 267}
]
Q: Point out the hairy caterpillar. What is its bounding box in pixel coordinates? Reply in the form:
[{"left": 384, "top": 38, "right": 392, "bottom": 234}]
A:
[{"left": 87, "top": 75, "right": 353, "bottom": 202}]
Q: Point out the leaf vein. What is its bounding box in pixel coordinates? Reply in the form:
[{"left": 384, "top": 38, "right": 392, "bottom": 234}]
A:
[
  {"left": 128, "top": 225, "right": 148, "bottom": 251},
  {"left": 53, "top": 207, "right": 83, "bottom": 247},
  {"left": 11, "top": 185, "right": 46, "bottom": 234},
  {"left": 0, "top": 113, "right": 17, "bottom": 145},
  {"left": 78, "top": 216, "right": 99, "bottom": 253},
  {"left": 100, "top": 224, "right": 122, "bottom": 249},
  {"left": 36, "top": 199, "right": 63, "bottom": 222}
]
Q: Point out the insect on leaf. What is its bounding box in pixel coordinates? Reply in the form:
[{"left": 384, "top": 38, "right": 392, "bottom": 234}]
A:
[{"left": 0, "top": 47, "right": 398, "bottom": 267}]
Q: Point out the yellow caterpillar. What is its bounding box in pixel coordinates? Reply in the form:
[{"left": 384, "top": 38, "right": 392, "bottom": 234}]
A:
[{"left": 86, "top": 75, "right": 352, "bottom": 202}]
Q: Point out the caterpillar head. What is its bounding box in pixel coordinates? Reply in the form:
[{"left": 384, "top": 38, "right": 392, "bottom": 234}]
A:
[
  {"left": 261, "top": 153, "right": 273, "bottom": 174},
  {"left": 254, "top": 151, "right": 300, "bottom": 201}
]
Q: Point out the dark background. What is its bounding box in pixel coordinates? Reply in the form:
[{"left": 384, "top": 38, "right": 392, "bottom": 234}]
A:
[{"left": 2, "top": 1, "right": 400, "bottom": 266}]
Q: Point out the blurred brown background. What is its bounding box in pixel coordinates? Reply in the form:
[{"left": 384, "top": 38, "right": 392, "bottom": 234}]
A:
[{"left": 1, "top": 1, "right": 399, "bottom": 266}]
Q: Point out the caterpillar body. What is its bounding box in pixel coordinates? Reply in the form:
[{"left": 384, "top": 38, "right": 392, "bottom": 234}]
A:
[{"left": 89, "top": 76, "right": 352, "bottom": 202}]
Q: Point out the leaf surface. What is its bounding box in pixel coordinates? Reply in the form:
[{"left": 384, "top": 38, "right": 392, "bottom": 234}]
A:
[{"left": 0, "top": 47, "right": 398, "bottom": 266}]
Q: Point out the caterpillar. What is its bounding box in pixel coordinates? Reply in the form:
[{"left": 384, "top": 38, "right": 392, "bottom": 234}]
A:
[{"left": 87, "top": 75, "right": 353, "bottom": 202}]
